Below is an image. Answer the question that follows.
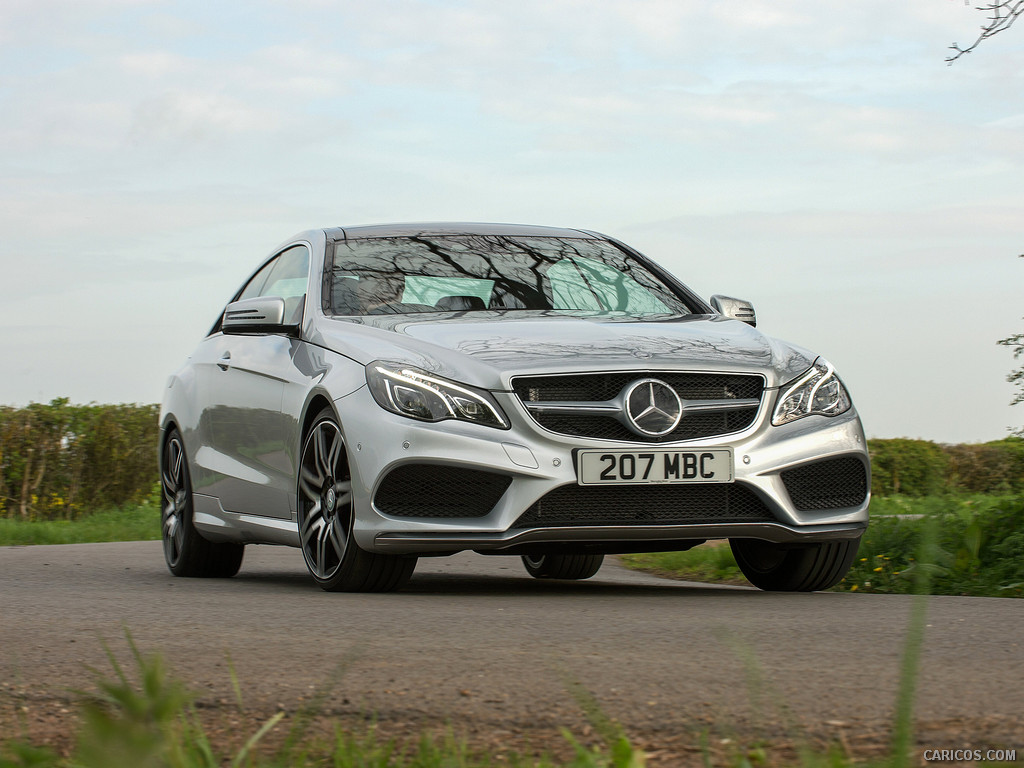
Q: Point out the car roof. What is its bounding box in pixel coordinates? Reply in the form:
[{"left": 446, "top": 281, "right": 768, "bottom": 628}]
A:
[{"left": 323, "top": 222, "right": 603, "bottom": 241}]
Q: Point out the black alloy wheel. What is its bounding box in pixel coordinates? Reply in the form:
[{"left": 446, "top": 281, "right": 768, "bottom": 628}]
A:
[
  {"left": 297, "top": 407, "right": 416, "bottom": 592},
  {"left": 161, "top": 429, "right": 244, "bottom": 578}
]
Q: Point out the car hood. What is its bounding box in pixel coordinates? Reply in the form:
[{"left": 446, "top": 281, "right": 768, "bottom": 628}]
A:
[{"left": 312, "top": 312, "right": 816, "bottom": 390}]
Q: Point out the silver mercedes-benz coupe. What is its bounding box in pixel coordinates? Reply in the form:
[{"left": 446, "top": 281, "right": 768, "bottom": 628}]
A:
[{"left": 159, "top": 223, "right": 869, "bottom": 592}]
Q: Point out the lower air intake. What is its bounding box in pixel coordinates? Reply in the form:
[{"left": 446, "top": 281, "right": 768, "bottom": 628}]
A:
[
  {"left": 512, "top": 482, "right": 775, "bottom": 528},
  {"left": 375, "top": 464, "right": 512, "bottom": 518},
  {"left": 780, "top": 456, "right": 868, "bottom": 511}
]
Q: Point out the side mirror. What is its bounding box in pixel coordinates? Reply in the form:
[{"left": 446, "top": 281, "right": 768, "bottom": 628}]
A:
[
  {"left": 222, "top": 296, "right": 292, "bottom": 335},
  {"left": 710, "top": 295, "right": 756, "bottom": 327}
]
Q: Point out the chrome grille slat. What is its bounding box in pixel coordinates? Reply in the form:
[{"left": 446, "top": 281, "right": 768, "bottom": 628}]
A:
[{"left": 525, "top": 402, "right": 621, "bottom": 415}]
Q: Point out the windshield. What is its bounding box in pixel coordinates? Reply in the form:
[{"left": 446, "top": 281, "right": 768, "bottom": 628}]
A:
[{"left": 328, "top": 235, "right": 694, "bottom": 317}]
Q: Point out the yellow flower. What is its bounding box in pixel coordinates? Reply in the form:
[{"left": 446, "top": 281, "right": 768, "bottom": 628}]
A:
[
  {"left": 873, "top": 566, "right": 884, "bottom": 573},
  {"left": 851, "top": 584, "right": 858, "bottom": 591}
]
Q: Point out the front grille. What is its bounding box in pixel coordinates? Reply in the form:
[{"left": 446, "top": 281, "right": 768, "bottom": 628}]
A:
[
  {"left": 513, "top": 372, "right": 764, "bottom": 402},
  {"left": 512, "top": 372, "right": 764, "bottom": 443},
  {"left": 374, "top": 464, "right": 512, "bottom": 518},
  {"left": 512, "top": 482, "right": 775, "bottom": 528},
  {"left": 780, "top": 456, "right": 868, "bottom": 511}
]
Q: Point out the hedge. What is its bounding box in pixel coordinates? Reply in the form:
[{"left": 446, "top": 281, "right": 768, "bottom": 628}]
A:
[
  {"left": 0, "top": 399, "right": 158, "bottom": 520},
  {"left": 868, "top": 437, "right": 1024, "bottom": 496}
]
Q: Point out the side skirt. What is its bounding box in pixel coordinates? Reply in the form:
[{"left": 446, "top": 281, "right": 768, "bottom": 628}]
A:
[{"left": 192, "top": 493, "right": 300, "bottom": 547}]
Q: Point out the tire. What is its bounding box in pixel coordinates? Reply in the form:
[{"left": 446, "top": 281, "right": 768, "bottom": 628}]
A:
[
  {"left": 297, "top": 407, "right": 416, "bottom": 592},
  {"left": 521, "top": 553, "right": 604, "bottom": 580},
  {"left": 161, "top": 429, "right": 244, "bottom": 578},
  {"left": 730, "top": 537, "right": 860, "bottom": 592}
]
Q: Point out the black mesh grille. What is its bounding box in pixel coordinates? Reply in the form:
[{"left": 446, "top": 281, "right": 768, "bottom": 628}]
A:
[
  {"left": 375, "top": 465, "right": 512, "bottom": 518},
  {"left": 780, "top": 456, "right": 868, "bottom": 511},
  {"left": 512, "top": 482, "right": 775, "bottom": 528},
  {"left": 513, "top": 372, "right": 764, "bottom": 402}
]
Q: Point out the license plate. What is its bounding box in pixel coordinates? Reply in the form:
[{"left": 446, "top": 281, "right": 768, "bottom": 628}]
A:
[{"left": 577, "top": 449, "right": 734, "bottom": 485}]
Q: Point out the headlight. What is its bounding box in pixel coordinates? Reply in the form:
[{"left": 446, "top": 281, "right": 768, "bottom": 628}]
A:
[
  {"left": 772, "top": 358, "right": 851, "bottom": 426},
  {"left": 366, "top": 362, "right": 509, "bottom": 429}
]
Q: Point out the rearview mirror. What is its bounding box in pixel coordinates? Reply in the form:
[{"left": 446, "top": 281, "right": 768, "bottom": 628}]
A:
[
  {"left": 710, "top": 295, "right": 756, "bottom": 327},
  {"left": 222, "top": 296, "right": 292, "bottom": 335}
]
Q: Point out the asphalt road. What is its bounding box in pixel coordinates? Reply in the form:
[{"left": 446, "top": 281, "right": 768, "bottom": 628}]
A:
[{"left": 2, "top": 541, "right": 1022, "bottom": 762}]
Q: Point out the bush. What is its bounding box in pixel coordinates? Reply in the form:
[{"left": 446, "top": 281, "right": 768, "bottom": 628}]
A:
[
  {"left": 945, "top": 437, "right": 1024, "bottom": 494},
  {"left": 0, "top": 399, "right": 159, "bottom": 521},
  {"left": 868, "top": 439, "right": 949, "bottom": 496},
  {"left": 868, "top": 437, "right": 1024, "bottom": 496}
]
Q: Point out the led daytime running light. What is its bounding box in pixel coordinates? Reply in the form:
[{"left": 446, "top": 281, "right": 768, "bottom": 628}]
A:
[{"left": 367, "top": 363, "right": 509, "bottom": 428}]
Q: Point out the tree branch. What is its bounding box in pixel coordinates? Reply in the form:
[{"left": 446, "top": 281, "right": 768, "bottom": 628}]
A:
[{"left": 947, "top": 1, "right": 1024, "bottom": 63}]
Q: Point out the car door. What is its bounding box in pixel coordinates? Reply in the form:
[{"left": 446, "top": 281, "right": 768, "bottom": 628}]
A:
[{"left": 192, "top": 244, "right": 311, "bottom": 519}]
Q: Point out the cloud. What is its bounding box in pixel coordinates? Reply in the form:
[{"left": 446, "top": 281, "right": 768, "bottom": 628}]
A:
[{"left": 129, "top": 90, "right": 283, "bottom": 145}]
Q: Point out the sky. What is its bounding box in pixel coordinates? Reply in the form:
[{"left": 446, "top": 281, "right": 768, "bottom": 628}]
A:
[{"left": 1, "top": 0, "right": 1022, "bottom": 444}]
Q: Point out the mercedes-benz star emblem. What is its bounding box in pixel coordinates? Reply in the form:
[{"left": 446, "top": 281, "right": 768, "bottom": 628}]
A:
[
  {"left": 624, "top": 379, "right": 683, "bottom": 437},
  {"left": 325, "top": 487, "right": 337, "bottom": 512}
]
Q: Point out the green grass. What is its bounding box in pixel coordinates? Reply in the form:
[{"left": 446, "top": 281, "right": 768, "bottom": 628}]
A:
[
  {"left": 620, "top": 542, "right": 745, "bottom": 585},
  {"left": 840, "top": 493, "right": 1024, "bottom": 597},
  {"left": 621, "top": 493, "right": 1024, "bottom": 598},
  {"left": 0, "top": 502, "right": 160, "bottom": 546}
]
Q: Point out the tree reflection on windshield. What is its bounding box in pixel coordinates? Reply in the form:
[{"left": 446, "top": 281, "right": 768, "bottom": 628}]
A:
[{"left": 329, "top": 235, "right": 694, "bottom": 317}]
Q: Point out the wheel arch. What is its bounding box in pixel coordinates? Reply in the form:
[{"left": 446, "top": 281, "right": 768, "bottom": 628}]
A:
[
  {"left": 157, "top": 415, "right": 181, "bottom": 478},
  {"left": 300, "top": 392, "right": 338, "bottom": 443}
]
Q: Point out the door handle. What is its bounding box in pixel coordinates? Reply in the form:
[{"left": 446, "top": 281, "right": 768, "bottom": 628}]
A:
[{"left": 217, "top": 352, "right": 231, "bottom": 371}]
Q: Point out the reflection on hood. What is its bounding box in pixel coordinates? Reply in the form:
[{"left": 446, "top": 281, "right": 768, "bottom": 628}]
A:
[{"left": 312, "top": 311, "right": 817, "bottom": 390}]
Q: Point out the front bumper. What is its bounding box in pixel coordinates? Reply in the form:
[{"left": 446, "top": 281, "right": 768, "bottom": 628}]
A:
[
  {"left": 373, "top": 521, "right": 866, "bottom": 555},
  {"left": 336, "top": 385, "right": 870, "bottom": 555}
]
